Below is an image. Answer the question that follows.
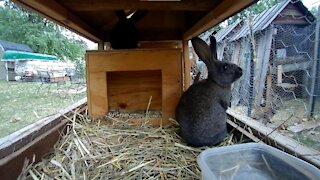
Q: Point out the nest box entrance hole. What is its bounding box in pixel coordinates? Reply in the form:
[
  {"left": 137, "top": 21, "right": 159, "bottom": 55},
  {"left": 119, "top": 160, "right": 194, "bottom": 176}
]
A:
[{"left": 107, "top": 70, "right": 162, "bottom": 113}]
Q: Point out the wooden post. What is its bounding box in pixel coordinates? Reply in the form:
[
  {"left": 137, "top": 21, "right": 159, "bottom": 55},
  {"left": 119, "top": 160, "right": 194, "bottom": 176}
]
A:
[
  {"left": 248, "top": 16, "right": 255, "bottom": 116},
  {"left": 98, "top": 41, "right": 104, "bottom": 50},
  {"left": 248, "top": 47, "right": 254, "bottom": 116},
  {"left": 265, "top": 70, "right": 272, "bottom": 113},
  {"left": 5, "top": 61, "right": 8, "bottom": 81},
  {"left": 183, "top": 40, "right": 191, "bottom": 90},
  {"left": 307, "top": 6, "right": 320, "bottom": 117},
  {"left": 230, "top": 41, "right": 242, "bottom": 106},
  {"left": 254, "top": 27, "right": 273, "bottom": 108}
]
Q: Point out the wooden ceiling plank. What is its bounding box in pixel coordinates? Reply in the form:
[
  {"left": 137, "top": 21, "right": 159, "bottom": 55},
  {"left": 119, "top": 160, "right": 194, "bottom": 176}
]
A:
[
  {"left": 183, "top": 0, "right": 256, "bottom": 40},
  {"left": 59, "top": 0, "right": 216, "bottom": 11},
  {"left": 12, "top": 0, "right": 102, "bottom": 42}
]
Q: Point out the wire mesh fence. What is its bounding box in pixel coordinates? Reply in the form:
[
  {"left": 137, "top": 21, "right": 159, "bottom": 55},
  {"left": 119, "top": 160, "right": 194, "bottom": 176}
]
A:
[
  {"left": 0, "top": 62, "right": 86, "bottom": 138},
  {"left": 191, "top": 0, "right": 320, "bottom": 153}
]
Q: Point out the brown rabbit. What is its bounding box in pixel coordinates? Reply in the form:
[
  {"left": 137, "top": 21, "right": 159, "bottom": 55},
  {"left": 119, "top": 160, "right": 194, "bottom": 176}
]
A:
[{"left": 175, "top": 36, "right": 242, "bottom": 147}]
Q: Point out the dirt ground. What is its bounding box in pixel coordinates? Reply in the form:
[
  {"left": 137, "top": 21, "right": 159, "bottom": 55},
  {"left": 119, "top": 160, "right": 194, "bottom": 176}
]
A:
[{"left": 231, "top": 98, "right": 320, "bottom": 151}]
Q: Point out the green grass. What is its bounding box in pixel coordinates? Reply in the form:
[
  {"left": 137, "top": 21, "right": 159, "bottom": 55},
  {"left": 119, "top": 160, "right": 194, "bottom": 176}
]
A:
[
  {"left": 293, "top": 127, "right": 320, "bottom": 151},
  {"left": 0, "top": 80, "right": 86, "bottom": 138}
]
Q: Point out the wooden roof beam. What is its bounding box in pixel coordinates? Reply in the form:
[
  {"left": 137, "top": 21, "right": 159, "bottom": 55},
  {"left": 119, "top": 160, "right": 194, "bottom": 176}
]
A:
[
  {"left": 12, "top": 0, "right": 102, "bottom": 43},
  {"left": 183, "top": 0, "right": 257, "bottom": 40},
  {"left": 59, "top": 0, "right": 219, "bottom": 11}
]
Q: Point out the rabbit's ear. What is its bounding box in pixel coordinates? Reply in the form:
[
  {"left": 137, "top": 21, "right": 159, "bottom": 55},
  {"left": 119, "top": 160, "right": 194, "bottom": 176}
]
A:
[
  {"left": 130, "top": 10, "right": 148, "bottom": 23},
  {"left": 209, "top": 35, "right": 218, "bottom": 60},
  {"left": 115, "top": 10, "right": 127, "bottom": 20},
  {"left": 191, "top": 37, "right": 212, "bottom": 66}
]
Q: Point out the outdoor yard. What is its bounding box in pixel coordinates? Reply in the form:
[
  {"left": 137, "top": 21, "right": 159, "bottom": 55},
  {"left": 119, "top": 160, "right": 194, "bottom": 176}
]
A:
[
  {"left": 0, "top": 80, "right": 86, "bottom": 138},
  {"left": 231, "top": 100, "right": 320, "bottom": 151}
]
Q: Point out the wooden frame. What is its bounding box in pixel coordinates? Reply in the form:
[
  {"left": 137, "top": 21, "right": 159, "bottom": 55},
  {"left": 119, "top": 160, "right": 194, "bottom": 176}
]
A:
[
  {"left": 0, "top": 98, "right": 87, "bottom": 180},
  {"left": 86, "top": 49, "right": 182, "bottom": 125},
  {"left": 12, "top": 0, "right": 256, "bottom": 42}
]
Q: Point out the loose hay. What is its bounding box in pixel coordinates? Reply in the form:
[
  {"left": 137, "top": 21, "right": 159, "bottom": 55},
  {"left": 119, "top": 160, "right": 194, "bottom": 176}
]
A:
[{"left": 24, "top": 112, "right": 241, "bottom": 179}]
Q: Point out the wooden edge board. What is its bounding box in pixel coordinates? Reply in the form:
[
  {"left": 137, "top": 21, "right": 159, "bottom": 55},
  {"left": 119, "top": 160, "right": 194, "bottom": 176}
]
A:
[
  {"left": 139, "top": 41, "right": 183, "bottom": 49},
  {"left": 86, "top": 47, "right": 183, "bottom": 53},
  {"left": 227, "top": 119, "right": 263, "bottom": 143},
  {"left": 0, "top": 98, "right": 87, "bottom": 159},
  {"left": 0, "top": 119, "right": 69, "bottom": 180},
  {"left": 227, "top": 108, "right": 320, "bottom": 168}
]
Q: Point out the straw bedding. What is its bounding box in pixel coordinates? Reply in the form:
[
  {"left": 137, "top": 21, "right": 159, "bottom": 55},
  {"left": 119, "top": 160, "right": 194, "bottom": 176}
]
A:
[{"left": 23, "top": 111, "right": 240, "bottom": 179}]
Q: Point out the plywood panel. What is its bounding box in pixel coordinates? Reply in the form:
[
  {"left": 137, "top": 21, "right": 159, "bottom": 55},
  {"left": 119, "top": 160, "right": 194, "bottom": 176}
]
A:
[
  {"left": 87, "top": 49, "right": 180, "bottom": 72},
  {"left": 139, "top": 41, "right": 182, "bottom": 49},
  {"left": 107, "top": 70, "right": 162, "bottom": 111},
  {"left": 60, "top": 0, "right": 219, "bottom": 11},
  {"left": 86, "top": 71, "right": 108, "bottom": 116},
  {"left": 162, "top": 66, "right": 182, "bottom": 122}
]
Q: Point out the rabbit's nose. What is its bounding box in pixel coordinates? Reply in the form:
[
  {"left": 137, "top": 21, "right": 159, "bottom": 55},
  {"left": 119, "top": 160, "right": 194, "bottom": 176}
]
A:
[
  {"left": 236, "top": 67, "right": 242, "bottom": 77},
  {"left": 237, "top": 67, "right": 242, "bottom": 75}
]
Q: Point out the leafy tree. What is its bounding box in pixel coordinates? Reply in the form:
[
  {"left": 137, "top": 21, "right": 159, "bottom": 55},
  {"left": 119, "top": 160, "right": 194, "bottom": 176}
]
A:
[
  {"left": 208, "top": 0, "right": 278, "bottom": 31},
  {"left": 0, "top": 1, "right": 87, "bottom": 62},
  {"left": 309, "top": 6, "right": 318, "bottom": 17},
  {"left": 227, "top": 0, "right": 278, "bottom": 24}
]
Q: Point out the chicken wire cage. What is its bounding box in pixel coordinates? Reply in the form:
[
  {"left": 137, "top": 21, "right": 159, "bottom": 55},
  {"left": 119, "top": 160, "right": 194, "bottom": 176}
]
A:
[
  {"left": 0, "top": 61, "right": 86, "bottom": 138},
  {"left": 189, "top": 1, "right": 320, "bottom": 156}
]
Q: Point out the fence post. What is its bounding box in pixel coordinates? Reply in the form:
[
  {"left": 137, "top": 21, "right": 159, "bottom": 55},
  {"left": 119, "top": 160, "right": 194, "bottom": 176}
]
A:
[
  {"left": 248, "top": 15, "right": 255, "bottom": 116},
  {"left": 308, "top": 6, "right": 320, "bottom": 117},
  {"left": 248, "top": 51, "right": 255, "bottom": 116}
]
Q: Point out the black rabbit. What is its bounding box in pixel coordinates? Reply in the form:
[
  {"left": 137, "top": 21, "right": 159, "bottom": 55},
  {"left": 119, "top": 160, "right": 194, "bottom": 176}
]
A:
[
  {"left": 110, "top": 10, "right": 147, "bottom": 49},
  {"left": 175, "top": 36, "right": 242, "bottom": 147}
]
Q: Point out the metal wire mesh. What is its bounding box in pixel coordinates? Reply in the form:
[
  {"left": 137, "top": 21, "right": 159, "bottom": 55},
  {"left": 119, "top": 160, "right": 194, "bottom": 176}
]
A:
[
  {"left": 0, "top": 61, "right": 86, "bottom": 139},
  {"left": 190, "top": 1, "right": 320, "bottom": 156}
]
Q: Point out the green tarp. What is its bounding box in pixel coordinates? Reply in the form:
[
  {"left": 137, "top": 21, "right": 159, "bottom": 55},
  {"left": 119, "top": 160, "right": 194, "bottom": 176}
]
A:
[{"left": 1, "top": 50, "right": 57, "bottom": 61}]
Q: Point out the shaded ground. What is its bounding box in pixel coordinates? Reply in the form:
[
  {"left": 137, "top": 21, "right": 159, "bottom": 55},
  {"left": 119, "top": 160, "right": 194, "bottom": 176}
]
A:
[
  {"left": 270, "top": 98, "right": 320, "bottom": 127},
  {"left": 231, "top": 98, "right": 320, "bottom": 151},
  {"left": 0, "top": 80, "right": 86, "bottom": 138}
]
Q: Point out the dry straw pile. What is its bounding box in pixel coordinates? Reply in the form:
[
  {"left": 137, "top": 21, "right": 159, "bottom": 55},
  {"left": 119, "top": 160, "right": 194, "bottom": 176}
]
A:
[{"left": 23, "top": 111, "right": 239, "bottom": 179}]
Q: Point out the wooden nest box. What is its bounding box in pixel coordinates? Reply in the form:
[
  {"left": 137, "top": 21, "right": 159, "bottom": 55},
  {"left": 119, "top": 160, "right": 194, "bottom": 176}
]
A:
[
  {"left": 86, "top": 47, "right": 182, "bottom": 125},
  {"left": 12, "top": 0, "right": 256, "bottom": 125}
]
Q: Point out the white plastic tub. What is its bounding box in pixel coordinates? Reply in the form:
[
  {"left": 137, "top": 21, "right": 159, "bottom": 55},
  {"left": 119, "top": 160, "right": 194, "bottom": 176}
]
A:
[{"left": 197, "top": 143, "right": 320, "bottom": 180}]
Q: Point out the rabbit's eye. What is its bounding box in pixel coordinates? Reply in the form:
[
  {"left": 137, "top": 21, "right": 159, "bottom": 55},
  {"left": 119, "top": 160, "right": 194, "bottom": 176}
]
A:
[{"left": 223, "top": 65, "right": 228, "bottom": 70}]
